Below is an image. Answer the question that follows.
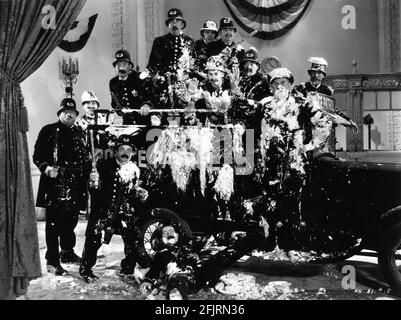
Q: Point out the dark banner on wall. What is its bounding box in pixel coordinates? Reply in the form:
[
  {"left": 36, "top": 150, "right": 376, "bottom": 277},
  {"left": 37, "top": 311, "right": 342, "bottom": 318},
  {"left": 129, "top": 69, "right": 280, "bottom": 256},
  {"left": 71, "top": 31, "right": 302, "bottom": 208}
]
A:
[
  {"left": 223, "top": 0, "right": 312, "bottom": 40},
  {"left": 59, "top": 14, "right": 98, "bottom": 52}
]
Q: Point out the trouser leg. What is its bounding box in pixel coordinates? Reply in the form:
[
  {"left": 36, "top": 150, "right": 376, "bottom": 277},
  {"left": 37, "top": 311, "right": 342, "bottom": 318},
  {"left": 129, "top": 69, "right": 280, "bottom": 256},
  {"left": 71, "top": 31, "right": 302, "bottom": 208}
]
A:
[
  {"left": 45, "top": 207, "right": 60, "bottom": 263},
  {"left": 80, "top": 234, "right": 102, "bottom": 270},
  {"left": 196, "top": 228, "right": 264, "bottom": 288},
  {"left": 59, "top": 209, "right": 79, "bottom": 252},
  {"left": 120, "top": 225, "right": 141, "bottom": 270},
  {"left": 80, "top": 215, "right": 103, "bottom": 270},
  {"left": 166, "top": 273, "right": 196, "bottom": 299}
]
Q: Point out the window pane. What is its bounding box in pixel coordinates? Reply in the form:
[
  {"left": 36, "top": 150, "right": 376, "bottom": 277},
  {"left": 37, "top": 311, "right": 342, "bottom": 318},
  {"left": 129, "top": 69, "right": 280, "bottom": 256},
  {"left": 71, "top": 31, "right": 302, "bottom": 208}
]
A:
[
  {"left": 363, "top": 92, "right": 376, "bottom": 110},
  {"left": 363, "top": 111, "right": 401, "bottom": 151},
  {"left": 392, "top": 91, "right": 401, "bottom": 110},
  {"left": 377, "top": 91, "right": 390, "bottom": 110}
]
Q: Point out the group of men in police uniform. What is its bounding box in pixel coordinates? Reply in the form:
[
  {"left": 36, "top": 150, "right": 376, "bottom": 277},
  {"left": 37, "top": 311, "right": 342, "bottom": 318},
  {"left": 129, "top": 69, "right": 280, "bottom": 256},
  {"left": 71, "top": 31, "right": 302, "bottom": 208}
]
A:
[{"left": 34, "top": 7, "right": 345, "bottom": 285}]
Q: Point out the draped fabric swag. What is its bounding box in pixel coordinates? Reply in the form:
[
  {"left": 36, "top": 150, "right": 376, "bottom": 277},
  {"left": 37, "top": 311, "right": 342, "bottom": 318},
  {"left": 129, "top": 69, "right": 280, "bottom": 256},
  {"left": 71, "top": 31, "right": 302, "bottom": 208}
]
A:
[
  {"left": 0, "top": 0, "right": 86, "bottom": 299},
  {"left": 223, "top": 0, "right": 312, "bottom": 40}
]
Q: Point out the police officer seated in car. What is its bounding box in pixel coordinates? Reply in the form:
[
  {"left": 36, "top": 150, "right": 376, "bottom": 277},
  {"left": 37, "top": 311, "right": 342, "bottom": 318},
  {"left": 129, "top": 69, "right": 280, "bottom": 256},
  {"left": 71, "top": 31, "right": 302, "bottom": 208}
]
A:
[
  {"left": 230, "top": 47, "right": 271, "bottom": 129},
  {"left": 195, "top": 56, "right": 232, "bottom": 126},
  {"left": 109, "top": 49, "right": 153, "bottom": 125}
]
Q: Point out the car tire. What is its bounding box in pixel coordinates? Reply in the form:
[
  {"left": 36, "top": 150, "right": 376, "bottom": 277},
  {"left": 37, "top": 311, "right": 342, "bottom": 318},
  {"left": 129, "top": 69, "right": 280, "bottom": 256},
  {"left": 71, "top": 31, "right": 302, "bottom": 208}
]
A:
[
  {"left": 137, "top": 208, "right": 193, "bottom": 268},
  {"left": 378, "top": 222, "right": 401, "bottom": 296}
]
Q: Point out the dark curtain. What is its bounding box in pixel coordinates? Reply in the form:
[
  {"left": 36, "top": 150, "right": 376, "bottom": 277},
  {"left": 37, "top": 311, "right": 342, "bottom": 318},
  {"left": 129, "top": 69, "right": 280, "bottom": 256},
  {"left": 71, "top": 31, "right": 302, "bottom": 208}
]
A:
[
  {"left": 223, "top": 0, "right": 312, "bottom": 40},
  {"left": 0, "top": 0, "right": 86, "bottom": 299}
]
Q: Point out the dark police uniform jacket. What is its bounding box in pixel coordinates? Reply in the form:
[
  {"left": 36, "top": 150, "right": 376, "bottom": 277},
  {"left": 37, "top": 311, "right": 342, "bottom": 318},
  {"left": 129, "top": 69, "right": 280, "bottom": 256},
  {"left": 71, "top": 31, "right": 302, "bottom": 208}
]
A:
[
  {"left": 109, "top": 71, "right": 152, "bottom": 125},
  {"left": 292, "top": 82, "right": 334, "bottom": 146},
  {"left": 147, "top": 33, "right": 195, "bottom": 74},
  {"left": 193, "top": 38, "right": 209, "bottom": 73},
  {"left": 205, "top": 39, "right": 245, "bottom": 66},
  {"left": 292, "top": 81, "right": 334, "bottom": 98},
  {"left": 33, "top": 121, "right": 91, "bottom": 210},
  {"left": 230, "top": 73, "right": 271, "bottom": 130},
  {"left": 88, "top": 158, "right": 145, "bottom": 237}
]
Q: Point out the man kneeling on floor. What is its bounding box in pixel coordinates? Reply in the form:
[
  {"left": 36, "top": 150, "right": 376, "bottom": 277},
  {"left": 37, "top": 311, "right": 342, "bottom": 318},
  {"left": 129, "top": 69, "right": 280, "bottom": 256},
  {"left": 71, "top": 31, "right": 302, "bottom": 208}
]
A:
[{"left": 79, "top": 135, "right": 149, "bottom": 283}]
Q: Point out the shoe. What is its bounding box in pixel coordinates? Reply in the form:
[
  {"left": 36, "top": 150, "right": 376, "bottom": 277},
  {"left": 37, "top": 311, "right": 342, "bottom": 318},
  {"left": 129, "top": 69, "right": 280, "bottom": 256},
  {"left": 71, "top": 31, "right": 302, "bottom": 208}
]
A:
[
  {"left": 166, "top": 287, "right": 188, "bottom": 300},
  {"left": 79, "top": 266, "right": 99, "bottom": 283},
  {"left": 60, "top": 250, "right": 82, "bottom": 264},
  {"left": 46, "top": 261, "right": 68, "bottom": 276}
]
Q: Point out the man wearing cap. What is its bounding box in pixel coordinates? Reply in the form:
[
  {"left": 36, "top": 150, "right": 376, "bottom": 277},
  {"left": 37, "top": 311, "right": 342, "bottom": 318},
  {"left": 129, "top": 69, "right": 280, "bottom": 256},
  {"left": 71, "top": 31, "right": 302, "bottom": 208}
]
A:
[
  {"left": 33, "top": 98, "right": 92, "bottom": 275},
  {"left": 193, "top": 20, "right": 219, "bottom": 78},
  {"left": 195, "top": 55, "right": 232, "bottom": 125},
  {"left": 256, "top": 67, "right": 332, "bottom": 249},
  {"left": 205, "top": 17, "right": 245, "bottom": 70},
  {"left": 293, "top": 57, "right": 334, "bottom": 98},
  {"left": 146, "top": 8, "right": 194, "bottom": 76},
  {"left": 109, "top": 49, "right": 152, "bottom": 125},
  {"left": 79, "top": 135, "right": 149, "bottom": 282},
  {"left": 230, "top": 47, "right": 271, "bottom": 129},
  {"left": 294, "top": 57, "right": 358, "bottom": 134}
]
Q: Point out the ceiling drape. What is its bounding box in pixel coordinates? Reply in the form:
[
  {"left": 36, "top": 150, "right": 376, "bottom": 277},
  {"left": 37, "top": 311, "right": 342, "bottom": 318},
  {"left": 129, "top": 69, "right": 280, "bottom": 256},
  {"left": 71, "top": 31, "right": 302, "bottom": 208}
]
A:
[{"left": 223, "top": 0, "right": 312, "bottom": 40}]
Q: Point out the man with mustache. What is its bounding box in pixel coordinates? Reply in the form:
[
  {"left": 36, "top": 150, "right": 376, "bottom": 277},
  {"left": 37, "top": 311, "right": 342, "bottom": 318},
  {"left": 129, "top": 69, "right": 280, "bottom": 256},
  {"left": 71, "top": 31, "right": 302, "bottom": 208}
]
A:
[
  {"left": 139, "top": 8, "right": 195, "bottom": 123},
  {"left": 229, "top": 48, "right": 271, "bottom": 202},
  {"left": 293, "top": 57, "right": 357, "bottom": 144},
  {"left": 33, "top": 98, "right": 92, "bottom": 275},
  {"left": 230, "top": 47, "right": 271, "bottom": 129},
  {"left": 205, "top": 17, "right": 245, "bottom": 71},
  {"left": 109, "top": 49, "right": 152, "bottom": 125},
  {"left": 145, "top": 8, "right": 194, "bottom": 76},
  {"left": 79, "top": 135, "right": 149, "bottom": 283},
  {"left": 293, "top": 57, "right": 334, "bottom": 98},
  {"left": 195, "top": 55, "right": 232, "bottom": 125}
]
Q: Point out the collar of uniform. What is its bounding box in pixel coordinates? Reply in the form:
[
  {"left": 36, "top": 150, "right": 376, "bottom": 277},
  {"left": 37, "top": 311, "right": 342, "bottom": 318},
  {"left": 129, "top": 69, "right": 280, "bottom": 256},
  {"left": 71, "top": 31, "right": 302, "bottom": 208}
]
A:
[
  {"left": 308, "top": 81, "right": 321, "bottom": 90},
  {"left": 168, "top": 32, "right": 184, "bottom": 38},
  {"left": 57, "top": 120, "right": 74, "bottom": 129},
  {"left": 115, "top": 158, "right": 132, "bottom": 167},
  {"left": 118, "top": 73, "right": 130, "bottom": 81},
  {"left": 221, "top": 39, "right": 234, "bottom": 47}
]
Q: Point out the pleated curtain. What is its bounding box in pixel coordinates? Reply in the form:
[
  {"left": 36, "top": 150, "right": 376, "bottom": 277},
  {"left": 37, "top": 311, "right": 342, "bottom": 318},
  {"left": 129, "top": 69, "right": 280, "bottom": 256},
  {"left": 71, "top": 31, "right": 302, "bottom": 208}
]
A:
[{"left": 0, "top": 0, "right": 86, "bottom": 299}]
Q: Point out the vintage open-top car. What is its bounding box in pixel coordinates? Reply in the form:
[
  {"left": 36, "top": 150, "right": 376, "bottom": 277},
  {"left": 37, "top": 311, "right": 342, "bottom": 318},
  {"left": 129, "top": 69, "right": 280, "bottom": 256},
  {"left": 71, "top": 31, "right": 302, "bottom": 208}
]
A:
[{"left": 89, "top": 108, "right": 401, "bottom": 296}]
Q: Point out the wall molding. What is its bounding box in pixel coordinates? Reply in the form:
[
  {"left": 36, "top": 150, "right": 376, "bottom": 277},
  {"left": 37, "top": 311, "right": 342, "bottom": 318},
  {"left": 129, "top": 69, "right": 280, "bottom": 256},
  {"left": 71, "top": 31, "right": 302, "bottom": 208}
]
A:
[
  {"left": 111, "top": 0, "right": 129, "bottom": 52},
  {"left": 110, "top": 0, "right": 165, "bottom": 68},
  {"left": 378, "top": 0, "right": 401, "bottom": 73},
  {"left": 145, "top": 0, "right": 165, "bottom": 61}
]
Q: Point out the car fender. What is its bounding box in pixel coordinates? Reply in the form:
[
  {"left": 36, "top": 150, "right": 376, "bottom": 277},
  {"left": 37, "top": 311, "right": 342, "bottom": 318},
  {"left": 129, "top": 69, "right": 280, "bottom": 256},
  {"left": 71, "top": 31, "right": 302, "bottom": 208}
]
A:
[{"left": 380, "top": 205, "right": 401, "bottom": 232}]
